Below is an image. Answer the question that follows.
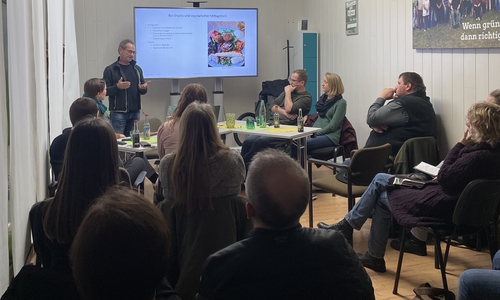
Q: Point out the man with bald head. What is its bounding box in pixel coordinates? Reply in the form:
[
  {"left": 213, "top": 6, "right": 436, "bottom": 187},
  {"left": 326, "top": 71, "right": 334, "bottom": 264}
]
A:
[{"left": 196, "top": 149, "right": 374, "bottom": 300}]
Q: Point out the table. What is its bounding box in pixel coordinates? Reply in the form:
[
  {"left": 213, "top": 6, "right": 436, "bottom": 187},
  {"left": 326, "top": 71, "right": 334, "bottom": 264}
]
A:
[
  {"left": 217, "top": 121, "right": 321, "bottom": 169},
  {"left": 118, "top": 135, "right": 157, "bottom": 158}
]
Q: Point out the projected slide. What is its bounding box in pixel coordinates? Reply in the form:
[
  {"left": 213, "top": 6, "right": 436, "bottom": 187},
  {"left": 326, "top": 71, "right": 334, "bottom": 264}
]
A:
[{"left": 135, "top": 8, "right": 258, "bottom": 79}]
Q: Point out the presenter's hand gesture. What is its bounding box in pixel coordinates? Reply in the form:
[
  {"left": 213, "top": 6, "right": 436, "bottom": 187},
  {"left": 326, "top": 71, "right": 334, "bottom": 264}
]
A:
[
  {"left": 117, "top": 77, "right": 131, "bottom": 90},
  {"left": 139, "top": 80, "right": 151, "bottom": 90}
]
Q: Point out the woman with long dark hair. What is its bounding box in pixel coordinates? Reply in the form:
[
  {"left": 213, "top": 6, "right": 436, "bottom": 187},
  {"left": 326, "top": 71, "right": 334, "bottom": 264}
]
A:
[{"left": 32, "top": 118, "right": 120, "bottom": 269}]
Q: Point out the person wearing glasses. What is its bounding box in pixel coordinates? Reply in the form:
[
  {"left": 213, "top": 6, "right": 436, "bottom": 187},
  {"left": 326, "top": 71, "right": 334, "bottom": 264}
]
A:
[
  {"left": 103, "top": 39, "right": 151, "bottom": 136},
  {"left": 240, "top": 69, "right": 312, "bottom": 170}
]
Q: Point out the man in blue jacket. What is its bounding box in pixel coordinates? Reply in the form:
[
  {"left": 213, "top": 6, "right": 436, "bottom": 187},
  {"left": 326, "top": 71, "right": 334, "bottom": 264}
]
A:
[{"left": 103, "top": 39, "right": 151, "bottom": 136}]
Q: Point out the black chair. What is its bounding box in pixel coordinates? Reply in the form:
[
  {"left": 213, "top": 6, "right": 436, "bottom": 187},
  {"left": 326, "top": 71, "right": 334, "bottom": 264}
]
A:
[
  {"left": 48, "top": 159, "right": 63, "bottom": 197},
  {"left": 393, "top": 179, "right": 500, "bottom": 295},
  {"left": 307, "top": 143, "right": 392, "bottom": 227},
  {"left": 119, "top": 167, "right": 147, "bottom": 195},
  {"left": 391, "top": 136, "right": 440, "bottom": 175},
  {"left": 309, "top": 145, "right": 345, "bottom": 163}
]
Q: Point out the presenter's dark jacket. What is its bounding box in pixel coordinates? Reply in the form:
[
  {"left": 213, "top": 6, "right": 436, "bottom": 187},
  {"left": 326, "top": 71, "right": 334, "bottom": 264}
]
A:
[
  {"left": 197, "top": 225, "right": 375, "bottom": 300},
  {"left": 103, "top": 58, "right": 147, "bottom": 113}
]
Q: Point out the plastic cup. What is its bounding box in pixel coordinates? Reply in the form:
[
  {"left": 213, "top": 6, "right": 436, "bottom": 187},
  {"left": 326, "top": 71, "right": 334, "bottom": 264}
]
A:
[
  {"left": 226, "top": 113, "right": 236, "bottom": 128},
  {"left": 246, "top": 118, "right": 255, "bottom": 130}
]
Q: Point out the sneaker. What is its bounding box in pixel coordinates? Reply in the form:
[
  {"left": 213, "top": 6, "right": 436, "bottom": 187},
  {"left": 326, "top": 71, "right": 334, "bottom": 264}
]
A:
[
  {"left": 390, "top": 235, "right": 427, "bottom": 256},
  {"left": 357, "top": 252, "right": 386, "bottom": 273},
  {"left": 317, "top": 218, "right": 353, "bottom": 245}
]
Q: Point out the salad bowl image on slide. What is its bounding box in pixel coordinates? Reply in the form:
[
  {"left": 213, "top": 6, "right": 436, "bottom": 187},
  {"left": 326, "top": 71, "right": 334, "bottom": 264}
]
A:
[{"left": 207, "top": 24, "right": 245, "bottom": 67}]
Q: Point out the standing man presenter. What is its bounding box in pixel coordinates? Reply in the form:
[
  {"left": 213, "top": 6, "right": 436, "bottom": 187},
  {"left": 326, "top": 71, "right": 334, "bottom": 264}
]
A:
[{"left": 103, "top": 39, "right": 151, "bottom": 136}]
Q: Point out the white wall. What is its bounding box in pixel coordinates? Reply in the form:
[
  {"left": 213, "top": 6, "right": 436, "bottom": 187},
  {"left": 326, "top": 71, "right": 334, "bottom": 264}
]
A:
[{"left": 75, "top": 0, "right": 499, "bottom": 153}]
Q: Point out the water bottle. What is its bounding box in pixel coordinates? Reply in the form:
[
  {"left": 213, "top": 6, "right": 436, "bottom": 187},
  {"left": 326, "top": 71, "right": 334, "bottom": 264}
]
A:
[
  {"left": 143, "top": 113, "right": 150, "bottom": 140},
  {"left": 132, "top": 120, "right": 140, "bottom": 148},
  {"left": 297, "top": 108, "right": 304, "bottom": 132},
  {"left": 273, "top": 107, "right": 280, "bottom": 128},
  {"left": 166, "top": 106, "right": 173, "bottom": 121},
  {"left": 259, "top": 99, "right": 266, "bottom": 128}
]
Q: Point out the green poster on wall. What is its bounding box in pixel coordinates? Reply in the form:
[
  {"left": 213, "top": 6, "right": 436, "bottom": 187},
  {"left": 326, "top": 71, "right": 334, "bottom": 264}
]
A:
[{"left": 346, "top": 0, "right": 358, "bottom": 36}]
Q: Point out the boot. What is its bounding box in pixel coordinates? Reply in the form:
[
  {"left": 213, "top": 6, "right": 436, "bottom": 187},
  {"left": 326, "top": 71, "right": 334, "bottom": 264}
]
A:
[{"left": 317, "top": 218, "right": 353, "bottom": 245}]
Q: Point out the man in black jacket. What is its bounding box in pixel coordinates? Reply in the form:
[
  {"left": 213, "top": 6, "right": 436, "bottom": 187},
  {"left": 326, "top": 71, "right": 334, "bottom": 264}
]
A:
[
  {"left": 364, "top": 72, "right": 437, "bottom": 156},
  {"left": 103, "top": 39, "right": 150, "bottom": 136},
  {"left": 197, "top": 149, "right": 374, "bottom": 300}
]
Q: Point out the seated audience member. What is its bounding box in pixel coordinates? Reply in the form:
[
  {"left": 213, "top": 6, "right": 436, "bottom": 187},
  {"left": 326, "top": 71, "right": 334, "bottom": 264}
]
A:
[
  {"left": 364, "top": 72, "right": 437, "bottom": 156},
  {"left": 157, "top": 83, "right": 208, "bottom": 158},
  {"left": 290, "top": 72, "right": 346, "bottom": 157},
  {"left": 197, "top": 149, "right": 375, "bottom": 300},
  {"left": 50, "top": 97, "right": 158, "bottom": 184},
  {"left": 83, "top": 78, "right": 110, "bottom": 120},
  {"left": 486, "top": 89, "right": 500, "bottom": 105},
  {"left": 70, "top": 187, "right": 179, "bottom": 300},
  {"left": 158, "top": 102, "right": 249, "bottom": 300},
  {"left": 32, "top": 118, "right": 120, "bottom": 270},
  {"left": 318, "top": 102, "right": 500, "bottom": 273},
  {"left": 82, "top": 77, "right": 125, "bottom": 138},
  {"left": 241, "top": 69, "right": 312, "bottom": 168},
  {"left": 458, "top": 250, "right": 500, "bottom": 300}
]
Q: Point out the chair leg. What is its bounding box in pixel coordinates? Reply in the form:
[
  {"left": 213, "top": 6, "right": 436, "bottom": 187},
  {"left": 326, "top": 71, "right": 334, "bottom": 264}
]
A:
[
  {"left": 443, "top": 238, "right": 451, "bottom": 270},
  {"left": 393, "top": 228, "right": 408, "bottom": 294},
  {"left": 433, "top": 233, "right": 449, "bottom": 291},
  {"left": 485, "top": 224, "right": 497, "bottom": 261},
  {"left": 348, "top": 196, "right": 354, "bottom": 212},
  {"left": 308, "top": 160, "right": 314, "bottom": 228}
]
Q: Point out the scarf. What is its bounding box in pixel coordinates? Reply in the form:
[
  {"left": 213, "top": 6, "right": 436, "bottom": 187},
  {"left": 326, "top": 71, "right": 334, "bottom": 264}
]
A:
[
  {"left": 82, "top": 93, "right": 109, "bottom": 117},
  {"left": 316, "top": 93, "right": 342, "bottom": 118}
]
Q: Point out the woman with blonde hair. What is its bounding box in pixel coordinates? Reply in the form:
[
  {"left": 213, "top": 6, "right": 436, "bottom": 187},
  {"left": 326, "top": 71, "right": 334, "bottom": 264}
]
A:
[
  {"left": 157, "top": 83, "right": 208, "bottom": 158},
  {"left": 291, "top": 72, "right": 346, "bottom": 156},
  {"left": 158, "top": 102, "right": 249, "bottom": 300},
  {"left": 318, "top": 102, "right": 500, "bottom": 273}
]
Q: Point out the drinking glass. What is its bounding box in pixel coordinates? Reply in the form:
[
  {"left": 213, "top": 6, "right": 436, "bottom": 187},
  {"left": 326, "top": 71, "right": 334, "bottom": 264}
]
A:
[{"left": 226, "top": 113, "right": 236, "bottom": 128}]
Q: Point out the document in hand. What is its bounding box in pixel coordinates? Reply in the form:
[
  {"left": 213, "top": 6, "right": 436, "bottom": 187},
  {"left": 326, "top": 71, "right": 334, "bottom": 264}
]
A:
[{"left": 413, "top": 161, "right": 444, "bottom": 177}]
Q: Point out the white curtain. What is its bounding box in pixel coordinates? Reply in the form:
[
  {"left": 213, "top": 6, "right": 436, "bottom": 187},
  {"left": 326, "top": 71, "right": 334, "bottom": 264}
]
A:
[
  {"left": 63, "top": 0, "right": 80, "bottom": 124},
  {"left": 0, "top": 1, "right": 10, "bottom": 293},
  {"left": 48, "top": 0, "right": 65, "bottom": 141},
  {"left": 48, "top": 0, "right": 80, "bottom": 142},
  {"left": 7, "top": 0, "right": 49, "bottom": 274},
  {"left": 5, "top": 0, "right": 79, "bottom": 280}
]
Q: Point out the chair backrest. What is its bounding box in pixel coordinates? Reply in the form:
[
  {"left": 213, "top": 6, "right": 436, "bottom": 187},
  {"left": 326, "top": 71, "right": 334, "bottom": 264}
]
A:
[
  {"left": 393, "top": 136, "right": 440, "bottom": 174},
  {"left": 348, "top": 143, "right": 392, "bottom": 186},
  {"left": 452, "top": 179, "right": 500, "bottom": 235},
  {"left": 137, "top": 117, "right": 162, "bottom": 132},
  {"left": 119, "top": 167, "right": 132, "bottom": 188},
  {"left": 339, "top": 117, "right": 358, "bottom": 158},
  {"left": 51, "top": 159, "right": 64, "bottom": 181},
  {"left": 149, "top": 117, "right": 162, "bottom": 132},
  {"left": 212, "top": 105, "right": 220, "bottom": 121}
]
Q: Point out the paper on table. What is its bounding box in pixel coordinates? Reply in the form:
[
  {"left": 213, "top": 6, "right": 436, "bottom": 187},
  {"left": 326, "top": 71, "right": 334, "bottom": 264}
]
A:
[{"left": 414, "top": 161, "right": 444, "bottom": 177}]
